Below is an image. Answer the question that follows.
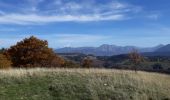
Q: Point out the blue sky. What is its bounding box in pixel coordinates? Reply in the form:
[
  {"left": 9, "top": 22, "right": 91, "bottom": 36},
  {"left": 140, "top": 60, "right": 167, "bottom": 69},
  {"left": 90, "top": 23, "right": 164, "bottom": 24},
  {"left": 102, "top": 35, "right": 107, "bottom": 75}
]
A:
[{"left": 0, "top": 0, "right": 170, "bottom": 48}]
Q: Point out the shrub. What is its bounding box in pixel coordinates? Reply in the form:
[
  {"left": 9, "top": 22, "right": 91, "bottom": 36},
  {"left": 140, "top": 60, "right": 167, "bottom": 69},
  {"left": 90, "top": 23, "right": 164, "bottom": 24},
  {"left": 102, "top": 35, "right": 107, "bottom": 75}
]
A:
[
  {"left": 63, "top": 60, "right": 80, "bottom": 68},
  {"left": 82, "top": 57, "right": 93, "bottom": 68},
  {"left": 0, "top": 54, "right": 11, "bottom": 69},
  {"left": 152, "top": 63, "right": 163, "bottom": 70}
]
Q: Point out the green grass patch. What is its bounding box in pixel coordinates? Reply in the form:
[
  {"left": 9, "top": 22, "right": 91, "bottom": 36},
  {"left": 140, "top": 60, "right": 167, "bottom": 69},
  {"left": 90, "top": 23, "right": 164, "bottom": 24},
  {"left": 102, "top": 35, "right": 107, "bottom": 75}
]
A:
[{"left": 0, "top": 68, "right": 169, "bottom": 100}]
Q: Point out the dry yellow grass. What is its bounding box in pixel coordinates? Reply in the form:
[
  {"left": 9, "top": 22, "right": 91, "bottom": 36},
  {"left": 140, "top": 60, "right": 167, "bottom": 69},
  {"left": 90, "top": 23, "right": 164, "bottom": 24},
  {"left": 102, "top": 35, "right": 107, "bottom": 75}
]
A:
[{"left": 0, "top": 68, "right": 169, "bottom": 100}]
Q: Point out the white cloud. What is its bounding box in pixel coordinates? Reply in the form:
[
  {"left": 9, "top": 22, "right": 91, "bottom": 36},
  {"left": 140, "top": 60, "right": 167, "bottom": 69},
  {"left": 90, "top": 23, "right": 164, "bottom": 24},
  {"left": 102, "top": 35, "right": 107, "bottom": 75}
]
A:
[
  {"left": 110, "top": 2, "right": 127, "bottom": 9},
  {"left": 0, "top": 0, "right": 141, "bottom": 25},
  {"left": 0, "top": 33, "right": 112, "bottom": 48},
  {"left": 0, "top": 14, "right": 125, "bottom": 25},
  {"left": 147, "top": 14, "right": 160, "bottom": 20},
  {"left": 0, "top": 28, "right": 17, "bottom": 32},
  {"left": 37, "top": 33, "right": 112, "bottom": 47}
]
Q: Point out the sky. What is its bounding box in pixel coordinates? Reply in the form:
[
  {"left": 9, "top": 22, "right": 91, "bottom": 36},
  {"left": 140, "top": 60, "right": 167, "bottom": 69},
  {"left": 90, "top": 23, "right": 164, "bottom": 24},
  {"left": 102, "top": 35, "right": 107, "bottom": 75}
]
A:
[{"left": 0, "top": 0, "right": 170, "bottom": 48}]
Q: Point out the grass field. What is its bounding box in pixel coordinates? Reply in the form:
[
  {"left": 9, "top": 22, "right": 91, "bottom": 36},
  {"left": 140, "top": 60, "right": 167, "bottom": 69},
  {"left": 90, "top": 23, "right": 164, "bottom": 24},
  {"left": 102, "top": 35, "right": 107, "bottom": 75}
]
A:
[{"left": 0, "top": 68, "right": 169, "bottom": 100}]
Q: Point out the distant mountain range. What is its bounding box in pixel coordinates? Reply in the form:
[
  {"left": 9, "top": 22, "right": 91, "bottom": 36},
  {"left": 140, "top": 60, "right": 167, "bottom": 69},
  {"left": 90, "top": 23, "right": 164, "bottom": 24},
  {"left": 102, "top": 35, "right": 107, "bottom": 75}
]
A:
[
  {"left": 55, "top": 44, "right": 170, "bottom": 56},
  {"left": 142, "top": 44, "right": 170, "bottom": 57},
  {"left": 156, "top": 44, "right": 170, "bottom": 52}
]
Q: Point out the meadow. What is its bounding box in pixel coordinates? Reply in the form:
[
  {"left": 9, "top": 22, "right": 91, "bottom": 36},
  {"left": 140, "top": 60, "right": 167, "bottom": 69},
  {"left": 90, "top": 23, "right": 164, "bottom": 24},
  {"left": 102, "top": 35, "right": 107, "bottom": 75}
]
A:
[{"left": 0, "top": 68, "right": 169, "bottom": 100}]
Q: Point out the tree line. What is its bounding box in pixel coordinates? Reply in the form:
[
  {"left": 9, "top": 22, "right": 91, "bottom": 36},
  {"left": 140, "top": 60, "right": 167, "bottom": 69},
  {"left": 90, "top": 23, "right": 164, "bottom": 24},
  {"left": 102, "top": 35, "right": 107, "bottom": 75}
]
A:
[
  {"left": 0, "top": 36, "right": 97, "bottom": 69},
  {"left": 0, "top": 36, "right": 142, "bottom": 71}
]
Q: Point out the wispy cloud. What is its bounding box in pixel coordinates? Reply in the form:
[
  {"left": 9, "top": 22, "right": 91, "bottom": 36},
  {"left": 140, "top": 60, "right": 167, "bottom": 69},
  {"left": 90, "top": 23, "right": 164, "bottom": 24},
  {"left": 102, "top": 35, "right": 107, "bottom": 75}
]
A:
[
  {"left": 0, "top": 0, "right": 140, "bottom": 25},
  {"left": 0, "top": 27, "right": 18, "bottom": 32},
  {"left": 0, "top": 14, "right": 125, "bottom": 25},
  {"left": 38, "top": 33, "right": 112, "bottom": 48},
  {"left": 0, "top": 33, "right": 112, "bottom": 48},
  {"left": 147, "top": 14, "right": 161, "bottom": 20}
]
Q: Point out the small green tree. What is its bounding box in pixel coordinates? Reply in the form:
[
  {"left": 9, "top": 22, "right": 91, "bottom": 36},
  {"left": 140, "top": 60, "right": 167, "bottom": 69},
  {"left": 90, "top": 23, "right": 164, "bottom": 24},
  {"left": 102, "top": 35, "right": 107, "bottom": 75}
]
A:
[{"left": 128, "top": 49, "right": 142, "bottom": 72}]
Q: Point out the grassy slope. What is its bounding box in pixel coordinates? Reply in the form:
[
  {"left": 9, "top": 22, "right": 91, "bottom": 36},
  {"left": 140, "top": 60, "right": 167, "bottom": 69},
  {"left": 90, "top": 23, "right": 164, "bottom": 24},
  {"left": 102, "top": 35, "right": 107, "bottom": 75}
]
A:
[{"left": 0, "top": 68, "right": 169, "bottom": 100}]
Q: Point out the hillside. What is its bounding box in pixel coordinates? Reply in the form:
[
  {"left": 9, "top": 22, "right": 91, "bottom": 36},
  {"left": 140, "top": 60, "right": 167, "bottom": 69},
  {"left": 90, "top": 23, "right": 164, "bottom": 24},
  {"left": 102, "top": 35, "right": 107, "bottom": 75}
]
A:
[
  {"left": 0, "top": 68, "right": 169, "bottom": 100},
  {"left": 140, "top": 44, "right": 170, "bottom": 57},
  {"left": 156, "top": 44, "right": 170, "bottom": 52}
]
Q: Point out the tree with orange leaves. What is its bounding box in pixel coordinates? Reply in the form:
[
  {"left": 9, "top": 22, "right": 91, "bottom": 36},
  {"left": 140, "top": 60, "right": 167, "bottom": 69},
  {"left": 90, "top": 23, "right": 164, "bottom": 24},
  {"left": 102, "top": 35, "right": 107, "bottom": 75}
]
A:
[{"left": 5, "top": 36, "right": 64, "bottom": 68}]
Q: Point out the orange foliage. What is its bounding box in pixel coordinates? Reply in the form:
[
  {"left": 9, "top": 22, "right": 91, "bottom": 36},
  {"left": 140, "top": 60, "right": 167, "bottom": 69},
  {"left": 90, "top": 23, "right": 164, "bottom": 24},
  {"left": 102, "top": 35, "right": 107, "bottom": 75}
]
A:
[
  {"left": 0, "top": 54, "right": 11, "bottom": 69},
  {"left": 5, "top": 36, "right": 64, "bottom": 68}
]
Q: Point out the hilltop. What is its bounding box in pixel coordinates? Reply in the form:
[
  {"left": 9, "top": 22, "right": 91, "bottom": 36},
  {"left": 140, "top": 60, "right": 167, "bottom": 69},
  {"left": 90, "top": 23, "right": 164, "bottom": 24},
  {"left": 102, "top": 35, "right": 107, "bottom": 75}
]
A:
[{"left": 0, "top": 68, "right": 169, "bottom": 100}]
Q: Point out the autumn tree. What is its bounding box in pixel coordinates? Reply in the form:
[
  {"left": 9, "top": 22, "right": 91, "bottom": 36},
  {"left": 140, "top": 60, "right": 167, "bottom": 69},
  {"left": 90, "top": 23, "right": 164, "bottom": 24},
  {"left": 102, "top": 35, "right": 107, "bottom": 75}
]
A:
[
  {"left": 128, "top": 49, "right": 142, "bottom": 72},
  {"left": 0, "top": 54, "right": 11, "bottom": 69},
  {"left": 5, "top": 36, "right": 64, "bottom": 68},
  {"left": 82, "top": 57, "right": 93, "bottom": 68}
]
